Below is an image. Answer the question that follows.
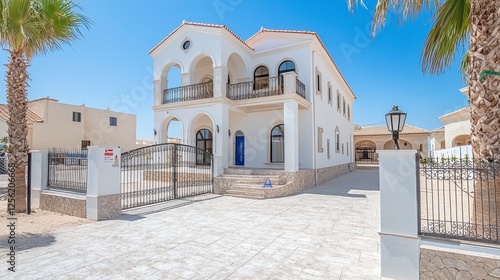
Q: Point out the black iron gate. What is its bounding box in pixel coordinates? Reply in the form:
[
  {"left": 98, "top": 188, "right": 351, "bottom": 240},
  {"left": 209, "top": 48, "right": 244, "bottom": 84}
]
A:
[{"left": 121, "top": 143, "right": 213, "bottom": 209}]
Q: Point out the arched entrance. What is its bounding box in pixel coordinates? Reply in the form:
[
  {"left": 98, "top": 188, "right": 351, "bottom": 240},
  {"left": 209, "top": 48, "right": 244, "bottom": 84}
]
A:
[
  {"left": 384, "top": 139, "right": 413, "bottom": 150},
  {"left": 271, "top": 124, "right": 284, "bottom": 163},
  {"left": 196, "top": 129, "right": 213, "bottom": 165},
  {"left": 453, "top": 134, "right": 471, "bottom": 147},
  {"left": 234, "top": 131, "right": 245, "bottom": 166},
  {"left": 355, "top": 140, "right": 377, "bottom": 162}
]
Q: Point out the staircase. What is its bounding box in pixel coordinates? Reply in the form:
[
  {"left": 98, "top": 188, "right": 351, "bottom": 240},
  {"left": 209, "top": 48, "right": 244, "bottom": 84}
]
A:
[{"left": 219, "top": 168, "right": 290, "bottom": 199}]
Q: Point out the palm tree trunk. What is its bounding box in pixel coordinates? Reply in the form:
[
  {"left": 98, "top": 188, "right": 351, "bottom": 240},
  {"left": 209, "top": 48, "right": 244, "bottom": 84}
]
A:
[
  {"left": 468, "top": 0, "right": 500, "bottom": 241},
  {"left": 6, "top": 51, "right": 30, "bottom": 213}
]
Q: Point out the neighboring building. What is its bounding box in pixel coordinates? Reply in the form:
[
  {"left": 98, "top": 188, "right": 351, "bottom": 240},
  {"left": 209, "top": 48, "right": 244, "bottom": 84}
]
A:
[
  {"left": 428, "top": 87, "right": 471, "bottom": 157},
  {"left": 150, "top": 21, "right": 356, "bottom": 179},
  {"left": 354, "top": 124, "right": 430, "bottom": 162},
  {"left": 0, "top": 98, "right": 138, "bottom": 152}
]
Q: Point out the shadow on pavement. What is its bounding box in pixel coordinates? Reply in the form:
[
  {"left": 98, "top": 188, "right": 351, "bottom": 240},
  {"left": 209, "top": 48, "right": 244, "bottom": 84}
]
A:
[
  {"left": 116, "top": 194, "right": 223, "bottom": 220},
  {"left": 302, "top": 170, "right": 380, "bottom": 198},
  {"left": 0, "top": 233, "right": 56, "bottom": 251}
]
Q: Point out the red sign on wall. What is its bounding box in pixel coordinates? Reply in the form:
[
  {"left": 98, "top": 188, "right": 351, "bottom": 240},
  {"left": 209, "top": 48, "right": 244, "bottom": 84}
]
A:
[{"left": 104, "top": 149, "right": 113, "bottom": 156}]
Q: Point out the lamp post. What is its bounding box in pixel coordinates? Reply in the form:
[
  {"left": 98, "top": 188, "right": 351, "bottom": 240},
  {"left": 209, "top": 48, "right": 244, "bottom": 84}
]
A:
[{"left": 385, "top": 105, "right": 407, "bottom": 150}]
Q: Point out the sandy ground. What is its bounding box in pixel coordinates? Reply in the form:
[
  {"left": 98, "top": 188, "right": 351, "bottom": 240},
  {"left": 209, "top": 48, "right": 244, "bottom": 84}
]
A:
[{"left": 0, "top": 186, "right": 91, "bottom": 237}]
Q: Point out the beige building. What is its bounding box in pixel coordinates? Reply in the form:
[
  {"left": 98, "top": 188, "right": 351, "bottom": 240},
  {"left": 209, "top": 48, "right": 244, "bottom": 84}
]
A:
[
  {"left": 429, "top": 87, "right": 471, "bottom": 152},
  {"left": 0, "top": 98, "right": 138, "bottom": 152},
  {"left": 354, "top": 124, "right": 430, "bottom": 162}
]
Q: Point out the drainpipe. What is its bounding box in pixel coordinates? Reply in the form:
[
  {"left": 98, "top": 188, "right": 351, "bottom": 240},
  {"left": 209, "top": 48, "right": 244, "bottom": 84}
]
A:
[{"left": 311, "top": 50, "right": 317, "bottom": 186}]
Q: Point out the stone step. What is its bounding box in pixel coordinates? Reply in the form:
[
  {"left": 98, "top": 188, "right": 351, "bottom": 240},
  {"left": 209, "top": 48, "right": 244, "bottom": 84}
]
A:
[
  {"left": 227, "top": 186, "right": 266, "bottom": 195},
  {"left": 223, "top": 168, "right": 285, "bottom": 176},
  {"left": 225, "top": 193, "right": 265, "bottom": 200},
  {"left": 219, "top": 175, "right": 286, "bottom": 185}
]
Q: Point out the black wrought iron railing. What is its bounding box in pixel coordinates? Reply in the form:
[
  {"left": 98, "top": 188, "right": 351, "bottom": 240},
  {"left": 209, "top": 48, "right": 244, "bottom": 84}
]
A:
[
  {"left": 48, "top": 148, "right": 88, "bottom": 193},
  {"left": 419, "top": 156, "right": 499, "bottom": 244},
  {"left": 163, "top": 81, "right": 213, "bottom": 104},
  {"left": 296, "top": 77, "right": 306, "bottom": 99},
  {"left": 227, "top": 76, "right": 307, "bottom": 101},
  {"left": 121, "top": 143, "right": 213, "bottom": 209}
]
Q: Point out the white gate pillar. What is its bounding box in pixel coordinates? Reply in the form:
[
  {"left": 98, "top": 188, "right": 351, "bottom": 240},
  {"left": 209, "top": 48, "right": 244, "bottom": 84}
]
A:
[
  {"left": 30, "top": 150, "right": 48, "bottom": 208},
  {"left": 378, "top": 150, "right": 420, "bottom": 280},
  {"left": 284, "top": 100, "right": 299, "bottom": 171},
  {"left": 86, "top": 146, "right": 122, "bottom": 220}
]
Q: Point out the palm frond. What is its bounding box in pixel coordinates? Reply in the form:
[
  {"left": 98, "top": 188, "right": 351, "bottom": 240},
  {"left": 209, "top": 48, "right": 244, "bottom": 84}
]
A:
[{"left": 421, "top": 0, "right": 470, "bottom": 74}]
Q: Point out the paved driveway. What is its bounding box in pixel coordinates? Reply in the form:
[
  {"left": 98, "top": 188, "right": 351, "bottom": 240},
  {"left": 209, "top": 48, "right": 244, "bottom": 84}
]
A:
[{"left": 7, "top": 170, "right": 380, "bottom": 280}]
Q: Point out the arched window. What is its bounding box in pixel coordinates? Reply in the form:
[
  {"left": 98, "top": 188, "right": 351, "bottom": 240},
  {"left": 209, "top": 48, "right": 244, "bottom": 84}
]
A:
[
  {"left": 278, "top": 60, "right": 295, "bottom": 76},
  {"left": 196, "top": 129, "right": 213, "bottom": 165},
  {"left": 270, "top": 124, "right": 284, "bottom": 163},
  {"left": 254, "top": 66, "right": 269, "bottom": 90}
]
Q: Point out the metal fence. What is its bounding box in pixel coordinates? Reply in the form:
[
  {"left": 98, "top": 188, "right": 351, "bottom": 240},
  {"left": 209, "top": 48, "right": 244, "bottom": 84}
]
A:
[
  {"left": 121, "top": 143, "right": 213, "bottom": 209},
  {"left": 0, "top": 151, "right": 8, "bottom": 174},
  {"left": 419, "top": 156, "right": 499, "bottom": 244},
  {"left": 48, "top": 148, "right": 88, "bottom": 193}
]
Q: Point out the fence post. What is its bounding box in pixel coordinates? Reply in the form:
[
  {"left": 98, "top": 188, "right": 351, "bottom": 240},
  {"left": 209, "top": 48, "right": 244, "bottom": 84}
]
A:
[
  {"left": 378, "top": 150, "right": 420, "bottom": 280},
  {"left": 173, "top": 145, "right": 178, "bottom": 199},
  {"left": 86, "top": 146, "right": 121, "bottom": 220},
  {"left": 30, "top": 150, "right": 48, "bottom": 209}
]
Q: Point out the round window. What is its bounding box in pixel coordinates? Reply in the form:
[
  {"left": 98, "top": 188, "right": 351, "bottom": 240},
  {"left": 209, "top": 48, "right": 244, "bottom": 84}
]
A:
[{"left": 182, "top": 40, "right": 191, "bottom": 50}]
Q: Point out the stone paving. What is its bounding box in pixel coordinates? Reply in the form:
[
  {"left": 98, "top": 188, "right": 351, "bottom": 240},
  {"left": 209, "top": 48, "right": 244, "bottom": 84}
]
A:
[{"left": 4, "top": 170, "right": 380, "bottom": 279}]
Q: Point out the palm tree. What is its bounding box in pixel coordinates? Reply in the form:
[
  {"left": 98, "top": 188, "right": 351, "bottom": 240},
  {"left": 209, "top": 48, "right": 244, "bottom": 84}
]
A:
[
  {"left": 1, "top": 0, "right": 90, "bottom": 212},
  {"left": 347, "top": 0, "right": 500, "bottom": 239}
]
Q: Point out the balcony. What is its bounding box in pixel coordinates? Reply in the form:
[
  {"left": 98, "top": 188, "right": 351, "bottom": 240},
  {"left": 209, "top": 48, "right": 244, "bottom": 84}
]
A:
[
  {"left": 227, "top": 76, "right": 306, "bottom": 100},
  {"left": 162, "top": 81, "right": 213, "bottom": 104}
]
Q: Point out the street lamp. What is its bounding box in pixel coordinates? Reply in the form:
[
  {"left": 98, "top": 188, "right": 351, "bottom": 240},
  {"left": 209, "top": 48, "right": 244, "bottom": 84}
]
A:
[{"left": 385, "top": 105, "right": 407, "bottom": 150}]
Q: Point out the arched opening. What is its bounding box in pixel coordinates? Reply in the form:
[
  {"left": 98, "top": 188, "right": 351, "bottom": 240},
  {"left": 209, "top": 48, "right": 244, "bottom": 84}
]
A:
[
  {"left": 190, "top": 56, "right": 214, "bottom": 83},
  {"left": 440, "top": 140, "right": 445, "bottom": 149},
  {"left": 196, "top": 129, "right": 213, "bottom": 165},
  {"left": 161, "top": 63, "right": 182, "bottom": 103},
  {"left": 166, "top": 118, "right": 181, "bottom": 143},
  {"left": 254, "top": 66, "right": 269, "bottom": 90},
  {"left": 234, "top": 130, "right": 245, "bottom": 166},
  {"left": 278, "top": 60, "right": 296, "bottom": 76},
  {"left": 227, "top": 53, "right": 247, "bottom": 83},
  {"left": 355, "top": 140, "right": 377, "bottom": 162},
  {"left": 384, "top": 139, "right": 413, "bottom": 150},
  {"left": 270, "top": 124, "right": 284, "bottom": 163},
  {"left": 452, "top": 134, "right": 471, "bottom": 147}
]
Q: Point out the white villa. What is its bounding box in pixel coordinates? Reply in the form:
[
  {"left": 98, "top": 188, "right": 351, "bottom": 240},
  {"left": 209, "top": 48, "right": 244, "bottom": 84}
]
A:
[{"left": 150, "top": 21, "right": 356, "bottom": 185}]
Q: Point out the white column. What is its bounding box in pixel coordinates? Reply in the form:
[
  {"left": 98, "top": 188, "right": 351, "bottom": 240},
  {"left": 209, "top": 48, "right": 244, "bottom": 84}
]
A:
[
  {"left": 378, "top": 150, "right": 420, "bottom": 280},
  {"left": 214, "top": 104, "right": 229, "bottom": 175},
  {"left": 181, "top": 72, "right": 191, "bottom": 86},
  {"left": 284, "top": 101, "right": 299, "bottom": 171},
  {"left": 154, "top": 79, "right": 162, "bottom": 106},
  {"left": 30, "top": 150, "right": 48, "bottom": 208},
  {"left": 86, "top": 146, "right": 121, "bottom": 220},
  {"left": 282, "top": 71, "right": 297, "bottom": 95},
  {"left": 213, "top": 66, "right": 228, "bottom": 98}
]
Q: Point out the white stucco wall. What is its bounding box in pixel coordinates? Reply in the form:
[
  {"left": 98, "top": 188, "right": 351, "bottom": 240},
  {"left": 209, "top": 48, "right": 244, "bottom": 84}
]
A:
[{"left": 444, "top": 120, "right": 470, "bottom": 148}]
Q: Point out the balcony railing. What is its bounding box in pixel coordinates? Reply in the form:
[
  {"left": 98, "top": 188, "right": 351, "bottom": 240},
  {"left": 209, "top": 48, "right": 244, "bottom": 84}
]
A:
[
  {"left": 296, "top": 77, "right": 306, "bottom": 99},
  {"left": 227, "top": 76, "right": 306, "bottom": 101},
  {"left": 163, "top": 81, "right": 213, "bottom": 104}
]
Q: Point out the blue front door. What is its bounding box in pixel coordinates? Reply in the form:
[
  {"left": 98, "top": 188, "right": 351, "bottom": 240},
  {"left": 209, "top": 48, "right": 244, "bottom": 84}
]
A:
[{"left": 235, "top": 135, "right": 244, "bottom": 165}]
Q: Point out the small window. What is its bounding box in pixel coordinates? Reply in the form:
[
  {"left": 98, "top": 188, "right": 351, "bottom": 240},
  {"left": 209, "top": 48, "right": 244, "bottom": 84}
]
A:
[
  {"left": 335, "top": 127, "right": 340, "bottom": 153},
  {"left": 318, "top": 127, "right": 323, "bottom": 153},
  {"left": 316, "top": 72, "right": 321, "bottom": 93},
  {"left": 328, "top": 83, "right": 332, "bottom": 105},
  {"left": 327, "top": 139, "right": 331, "bottom": 159},
  {"left": 337, "top": 91, "right": 341, "bottom": 111},
  {"left": 110, "top": 117, "right": 117, "bottom": 126},
  {"left": 73, "top": 112, "right": 81, "bottom": 122},
  {"left": 343, "top": 98, "right": 346, "bottom": 116},
  {"left": 342, "top": 143, "right": 344, "bottom": 154},
  {"left": 347, "top": 105, "right": 351, "bottom": 120},
  {"left": 347, "top": 142, "right": 349, "bottom": 156},
  {"left": 182, "top": 40, "right": 191, "bottom": 50},
  {"left": 81, "top": 140, "right": 90, "bottom": 149}
]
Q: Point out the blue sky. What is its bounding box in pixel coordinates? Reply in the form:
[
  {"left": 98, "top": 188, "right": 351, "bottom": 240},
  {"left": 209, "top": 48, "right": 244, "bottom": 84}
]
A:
[{"left": 0, "top": 0, "right": 467, "bottom": 140}]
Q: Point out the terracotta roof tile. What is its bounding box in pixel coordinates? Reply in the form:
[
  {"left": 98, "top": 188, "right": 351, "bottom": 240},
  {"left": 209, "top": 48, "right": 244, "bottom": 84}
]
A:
[
  {"left": 0, "top": 104, "right": 43, "bottom": 124},
  {"left": 354, "top": 125, "right": 430, "bottom": 136}
]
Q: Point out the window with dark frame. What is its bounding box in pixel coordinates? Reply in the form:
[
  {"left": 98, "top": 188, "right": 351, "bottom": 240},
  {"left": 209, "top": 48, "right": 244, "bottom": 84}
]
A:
[
  {"left": 110, "top": 117, "right": 117, "bottom": 126},
  {"left": 254, "top": 66, "right": 269, "bottom": 90},
  {"left": 335, "top": 128, "right": 340, "bottom": 153},
  {"left": 72, "top": 112, "right": 81, "bottom": 122},
  {"left": 328, "top": 84, "right": 332, "bottom": 104},
  {"left": 278, "top": 60, "right": 296, "bottom": 76},
  {"left": 81, "top": 140, "right": 90, "bottom": 149}
]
